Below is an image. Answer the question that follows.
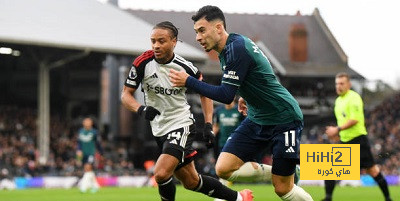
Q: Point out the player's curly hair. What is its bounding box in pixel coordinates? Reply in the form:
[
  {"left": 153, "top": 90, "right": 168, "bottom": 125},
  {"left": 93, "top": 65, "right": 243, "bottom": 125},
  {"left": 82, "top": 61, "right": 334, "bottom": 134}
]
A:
[
  {"left": 153, "top": 21, "right": 179, "bottom": 40},
  {"left": 192, "top": 5, "right": 226, "bottom": 29}
]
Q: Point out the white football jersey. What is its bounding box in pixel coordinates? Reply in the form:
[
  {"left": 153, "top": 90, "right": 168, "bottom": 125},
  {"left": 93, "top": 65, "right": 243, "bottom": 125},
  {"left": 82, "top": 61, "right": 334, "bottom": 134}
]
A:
[{"left": 125, "top": 50, "right": 201, "bottom": 137}]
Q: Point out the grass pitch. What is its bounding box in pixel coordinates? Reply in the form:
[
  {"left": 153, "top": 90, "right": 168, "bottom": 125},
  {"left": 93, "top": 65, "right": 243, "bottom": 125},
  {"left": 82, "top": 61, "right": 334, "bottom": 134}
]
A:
[{"left": 0, "top": 184, "right": 398, "bottom": 201}]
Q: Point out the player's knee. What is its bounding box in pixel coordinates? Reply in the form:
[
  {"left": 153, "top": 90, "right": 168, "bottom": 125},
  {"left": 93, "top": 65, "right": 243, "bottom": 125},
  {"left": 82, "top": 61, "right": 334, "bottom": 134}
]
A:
[
  {"left": 178, "top": 173, "right": 200, "bottom": 190},
  {"left": 215, "top": 164, "right": 232, "bottom": 180},
  {"left": 154, "top": 169, "right": 172, "bottom": 183},
  {"left": 273, "top": 179, "right": 292, "bottom": 196},
  {"left": 274, "top": 184, "right": 291, "bottom": 197}
]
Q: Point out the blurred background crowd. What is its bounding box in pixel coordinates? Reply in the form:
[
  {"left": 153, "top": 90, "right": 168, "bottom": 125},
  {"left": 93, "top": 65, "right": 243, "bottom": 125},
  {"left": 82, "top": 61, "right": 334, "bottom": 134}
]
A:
[{"left": 0, "top": 105, "right": 140, "bottom": 179}]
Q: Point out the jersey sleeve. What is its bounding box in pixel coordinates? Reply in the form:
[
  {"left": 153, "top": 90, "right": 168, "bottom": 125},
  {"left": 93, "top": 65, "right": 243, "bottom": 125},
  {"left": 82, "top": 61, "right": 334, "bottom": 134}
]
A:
[
  {"left": 348, "top": 94, "right": 363, "bottom": 120},
  {"left": 173, "top": 57, "right": 202, "bottom": 80},
  {"left": 221, "top": 40, "right": 253, "bottom": 87},
  {"left": 124, "top": 50, "right": 153, "bottom": 89}
]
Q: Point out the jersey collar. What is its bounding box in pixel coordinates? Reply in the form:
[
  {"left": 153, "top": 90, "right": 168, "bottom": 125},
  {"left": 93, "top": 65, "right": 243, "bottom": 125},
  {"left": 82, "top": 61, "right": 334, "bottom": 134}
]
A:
[{"left": 155, "top": 53, "right": 175, "bottom": 65}]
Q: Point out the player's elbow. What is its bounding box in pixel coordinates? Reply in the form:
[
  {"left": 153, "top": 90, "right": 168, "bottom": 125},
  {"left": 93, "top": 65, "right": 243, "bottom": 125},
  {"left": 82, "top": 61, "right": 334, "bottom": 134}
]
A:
[
  {"left": 218, "top": 84, "right": 236, "bottom": 104},
  {"left": 120, "top": 92, "right": 126, "bottom": 103},
  {"left": 120, "top": 90, "right": 130, "bottom": 106}
]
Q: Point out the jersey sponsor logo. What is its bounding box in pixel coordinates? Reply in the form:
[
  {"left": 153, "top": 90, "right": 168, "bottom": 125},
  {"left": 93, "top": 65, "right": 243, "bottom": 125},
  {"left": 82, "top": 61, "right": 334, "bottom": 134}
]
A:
[
  {"left": 145, "top": 83, "right": 183, "bottom": 95},
  {"left": 128, "top": 67, "right": 137, "bottom": 79},
  {"left": 126, "top": 80, "right": 136, "bottom": 86},
  {"left": 150, "top": 73, "right": 158, "bottom": 78},
  {"left": 79, "top": 133, "right": 94, "bottom": 142},
  {"left": 219, "top": 113, "right": 240, "bottom": 126},
  {"left": 223, "top": 70, "right": 239, "bottom": 80},
  {"left": 220, "top": 117, "right": 240, "bottom": 126}
]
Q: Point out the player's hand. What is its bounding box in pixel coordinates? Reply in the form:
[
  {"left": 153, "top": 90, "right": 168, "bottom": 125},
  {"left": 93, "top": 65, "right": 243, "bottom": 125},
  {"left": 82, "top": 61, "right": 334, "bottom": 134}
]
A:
[
  {"left": 325, "top": 126, "right": 339, "bottom": 138},
  {"left": 138, "top": 106, "right": 160, "bottom": 121},
  {"left": 169, "top": 69, "right": 189, "bottom": 87},
  {"left": 203, "top": 122, "right": 215, "bottom": 148},
  {"left": 76, "top": 150, "right": 83, "bottom": 158},
  {"left": 238, "top": 97, "right": 248, "bottom": 116}
]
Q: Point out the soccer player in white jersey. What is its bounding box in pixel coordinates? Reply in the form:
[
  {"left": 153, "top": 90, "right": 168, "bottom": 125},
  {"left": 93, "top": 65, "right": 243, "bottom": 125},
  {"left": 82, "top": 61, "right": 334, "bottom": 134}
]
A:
[{"left": 121, "top": 21, "right": 253, "bottom": 201}]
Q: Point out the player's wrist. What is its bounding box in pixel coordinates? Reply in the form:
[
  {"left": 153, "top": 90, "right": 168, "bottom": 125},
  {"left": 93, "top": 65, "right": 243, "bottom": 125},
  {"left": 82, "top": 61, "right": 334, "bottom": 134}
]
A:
[
  {"left": 185, "top": 76, "right": 196, "bottom": 88},
  {"left": 337, "top": 126, "right": 341, "bottom": 132},
  {"left": 137, "top": 105, "right": 145, "bottom": 115}
]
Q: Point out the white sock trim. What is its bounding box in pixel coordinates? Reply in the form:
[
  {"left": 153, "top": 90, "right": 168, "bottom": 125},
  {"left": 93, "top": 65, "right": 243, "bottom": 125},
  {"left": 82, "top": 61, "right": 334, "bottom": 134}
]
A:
[
  {"left": 194, "top": 174, "right": 203, "bottom": 192},
  {"left": 158, "top": 177, "right": 173, "bottom": 186},
  {"left": 236, "top": 192, "right": 243, "bottom": 201}
]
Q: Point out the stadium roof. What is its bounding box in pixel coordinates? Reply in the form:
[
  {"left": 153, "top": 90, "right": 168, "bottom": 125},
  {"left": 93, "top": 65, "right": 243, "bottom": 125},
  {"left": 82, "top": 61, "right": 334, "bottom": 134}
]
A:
[
  {"left": 129, "top": 9, "right": 364, "bottom": 79},
  {"left": 0, "top": 0, "right": 206, "bottom": 60}
]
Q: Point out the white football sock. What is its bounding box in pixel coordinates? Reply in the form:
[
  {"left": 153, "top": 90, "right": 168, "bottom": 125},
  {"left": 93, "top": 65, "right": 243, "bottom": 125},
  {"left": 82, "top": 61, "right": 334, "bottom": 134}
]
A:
[
  {"left": 228, "top": 162, "right": 272, "bottom": 182},
  {"left": 236, "top": 192, "right": 243, "bottom": 201},
  {"left": 219, "top": 178, "right": 229, "bottom": 186},
  {"left": 280, "top": 185, "right": 313, "bottom": 201},
  {"left": 79, "top": 171, "right": 99, "bottom": 192}
]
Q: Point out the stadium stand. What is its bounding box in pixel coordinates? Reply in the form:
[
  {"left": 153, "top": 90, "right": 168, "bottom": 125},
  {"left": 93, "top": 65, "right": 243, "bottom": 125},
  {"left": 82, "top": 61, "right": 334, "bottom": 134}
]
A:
[
  {"left": 0, "top": 105, "right": 145, "bottom": 178},
  {"left": 366, "top": 93, "right": 400, "bottom": 175}
]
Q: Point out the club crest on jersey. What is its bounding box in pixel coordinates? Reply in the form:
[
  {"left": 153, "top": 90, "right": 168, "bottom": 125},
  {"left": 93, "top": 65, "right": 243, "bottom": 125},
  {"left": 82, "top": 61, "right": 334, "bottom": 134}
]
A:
[{"left": 129, "top": 67, "right": 137, "bottom": 79}]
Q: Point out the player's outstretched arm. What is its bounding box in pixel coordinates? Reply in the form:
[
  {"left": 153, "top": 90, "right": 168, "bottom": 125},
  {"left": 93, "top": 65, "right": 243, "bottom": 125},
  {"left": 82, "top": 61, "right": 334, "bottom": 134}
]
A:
[
  {"left": 121, "top": 86, "right": 141, "bottom": 113},
  {"left": 169, "top": 69, "right": 238, "bottom": 104}
]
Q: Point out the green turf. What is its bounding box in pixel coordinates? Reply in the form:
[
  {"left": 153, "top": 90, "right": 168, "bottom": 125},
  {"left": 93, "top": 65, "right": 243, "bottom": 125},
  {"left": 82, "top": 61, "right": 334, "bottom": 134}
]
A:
[{"left": 0, "top": 184, "right": 398, "bottom": 201}]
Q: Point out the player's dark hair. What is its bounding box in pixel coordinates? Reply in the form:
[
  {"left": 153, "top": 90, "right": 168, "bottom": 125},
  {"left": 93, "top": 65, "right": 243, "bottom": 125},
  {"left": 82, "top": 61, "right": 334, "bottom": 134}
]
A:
[
  {"left": 192, "top": 5, "right": 226, "bottom": 29},
  {"left": 153, "top": 21, "right": 179, "bottom": 40}
]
